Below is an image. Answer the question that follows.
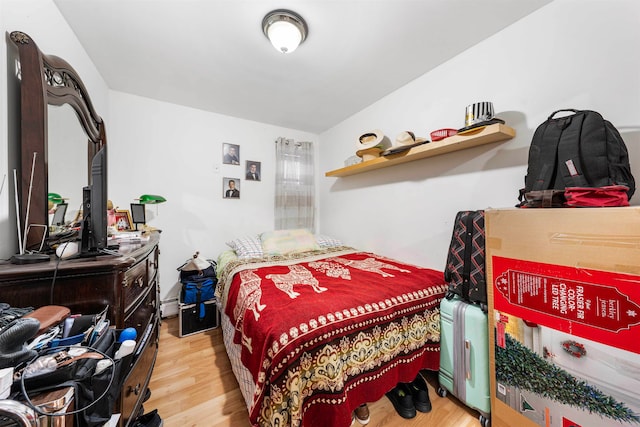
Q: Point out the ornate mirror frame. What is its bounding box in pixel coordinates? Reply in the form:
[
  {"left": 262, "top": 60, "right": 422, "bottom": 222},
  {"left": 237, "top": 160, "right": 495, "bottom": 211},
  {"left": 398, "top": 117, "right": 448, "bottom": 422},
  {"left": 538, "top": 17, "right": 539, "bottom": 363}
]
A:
[{"left": 9, "top": 31, "right": 106, "bottom": 250}]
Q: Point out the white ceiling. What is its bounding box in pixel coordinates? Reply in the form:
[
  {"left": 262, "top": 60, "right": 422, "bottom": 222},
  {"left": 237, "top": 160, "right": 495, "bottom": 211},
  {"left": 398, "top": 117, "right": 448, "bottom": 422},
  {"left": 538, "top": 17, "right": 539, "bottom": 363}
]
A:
[{"left": 53, "top": 0, "right": 551, "bottom": 134}]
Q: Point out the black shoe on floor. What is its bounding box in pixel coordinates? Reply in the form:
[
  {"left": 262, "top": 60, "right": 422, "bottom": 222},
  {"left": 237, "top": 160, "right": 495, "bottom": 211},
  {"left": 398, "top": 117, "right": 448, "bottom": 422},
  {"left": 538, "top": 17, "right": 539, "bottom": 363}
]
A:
[
  {"left": 409, "top": 374, "right": 432, "bottom": 413},
  {"left": 385, "top": 383, "right": 416, "bottom": 419}
]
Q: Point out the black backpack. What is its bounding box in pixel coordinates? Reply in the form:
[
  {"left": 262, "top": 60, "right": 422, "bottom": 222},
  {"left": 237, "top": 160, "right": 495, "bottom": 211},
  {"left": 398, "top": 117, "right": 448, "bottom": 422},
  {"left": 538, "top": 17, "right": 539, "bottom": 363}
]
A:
[{"left": 521, "top": 109, "right": 635, "bottom": 202}]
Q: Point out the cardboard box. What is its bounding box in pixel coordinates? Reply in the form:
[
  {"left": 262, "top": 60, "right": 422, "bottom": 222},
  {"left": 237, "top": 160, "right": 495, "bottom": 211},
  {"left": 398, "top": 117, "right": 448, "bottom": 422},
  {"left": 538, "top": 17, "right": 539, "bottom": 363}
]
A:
[
  {"left": 485, "top": 207, "right": 640, "bottom": 427},
  {"left": 179, "top": 299, "right": 219, "bottom": 337}
]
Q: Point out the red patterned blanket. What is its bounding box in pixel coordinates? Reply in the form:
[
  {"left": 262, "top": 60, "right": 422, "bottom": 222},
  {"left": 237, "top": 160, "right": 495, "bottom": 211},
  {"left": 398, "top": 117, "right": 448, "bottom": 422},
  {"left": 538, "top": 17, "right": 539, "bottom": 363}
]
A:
[{"left": 217, "top": 247, "right": 446, "bottom": 427}]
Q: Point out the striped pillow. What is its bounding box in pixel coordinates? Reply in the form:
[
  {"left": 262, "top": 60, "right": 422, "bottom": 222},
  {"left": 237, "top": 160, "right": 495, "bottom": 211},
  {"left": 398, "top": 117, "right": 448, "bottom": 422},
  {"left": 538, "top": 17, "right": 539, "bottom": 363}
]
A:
[
  {"left": 315, "top": 234, "right": 343, "bottom": 248},
  {"left": 226, "top": 235, "right": 264, "bottom": 259}
]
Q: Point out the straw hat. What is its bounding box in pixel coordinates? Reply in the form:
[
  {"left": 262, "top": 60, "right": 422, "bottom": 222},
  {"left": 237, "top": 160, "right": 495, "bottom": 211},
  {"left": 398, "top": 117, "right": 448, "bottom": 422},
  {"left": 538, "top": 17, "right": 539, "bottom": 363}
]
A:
[
  {"left": 355, "top": 130, "right": 391, "bottom": 160},
  {"left": 382, "top": 131, "right": 428, "bottom": 155},
  {"left": 356, "top": 130, "right": 390, "bottom": 150}
]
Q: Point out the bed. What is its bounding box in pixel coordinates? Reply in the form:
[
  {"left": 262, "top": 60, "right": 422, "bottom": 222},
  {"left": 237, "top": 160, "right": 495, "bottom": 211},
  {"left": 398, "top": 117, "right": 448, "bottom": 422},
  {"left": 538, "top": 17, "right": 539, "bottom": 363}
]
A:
[{"left": 215, "top": 231, "right": 447, "bottom": 427}]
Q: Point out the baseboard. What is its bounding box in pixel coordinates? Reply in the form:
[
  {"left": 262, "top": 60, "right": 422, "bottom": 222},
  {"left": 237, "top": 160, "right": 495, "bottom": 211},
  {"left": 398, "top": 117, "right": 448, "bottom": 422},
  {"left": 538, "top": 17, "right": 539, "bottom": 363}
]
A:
[{"left": 160, "top": 298, "right": 179, "bottom": 318}]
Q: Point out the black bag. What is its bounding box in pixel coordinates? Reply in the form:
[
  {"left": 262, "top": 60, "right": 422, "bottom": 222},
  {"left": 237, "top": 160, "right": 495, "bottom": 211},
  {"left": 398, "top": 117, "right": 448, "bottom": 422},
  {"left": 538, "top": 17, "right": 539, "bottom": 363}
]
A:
[
  {"left": 521, "top": 189, "right": 567, "bottom": 208},
  {"left": 443, "top": 210, "right": 487, "bottom": 309},
  {"left": 181, "top": 279, "right": 215, "bottom": 320},
  {"left": 14, "top": 328, "right": 126, "bottom": 427},
  {"left": 521, "top": 109, "right": 635, "bottom": 204},
  {"left": 179, "top": 259, "right": 217, "bottom": 320},
  {"left": 131, "top": 409, "right": 163, "bottom": 427},
  {"left": 178, "top": 260, "right": 216, "bottom": 283}
]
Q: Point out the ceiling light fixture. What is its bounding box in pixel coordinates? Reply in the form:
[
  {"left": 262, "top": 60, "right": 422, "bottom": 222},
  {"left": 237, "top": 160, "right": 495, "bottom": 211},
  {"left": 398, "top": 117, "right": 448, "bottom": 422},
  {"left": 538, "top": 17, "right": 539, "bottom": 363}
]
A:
[{"left": 262, "top": 9, "right": 308, "bottom": 54}]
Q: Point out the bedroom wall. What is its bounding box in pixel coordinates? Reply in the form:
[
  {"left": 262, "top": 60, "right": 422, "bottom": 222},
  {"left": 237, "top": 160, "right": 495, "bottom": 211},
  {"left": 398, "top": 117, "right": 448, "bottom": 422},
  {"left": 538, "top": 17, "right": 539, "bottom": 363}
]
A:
[
  {"left": 107, "top": 91, "right": 317, "bottom": 313},
  {"left": 0, "top": 0, "right": 318, "bottom": 313},
  {"left": 0, "top": 0, "right": 110, "bottom": 260},
  {"left": 318, "top": 0, "right": 640, "bottom": 272},
  {"left": 2, "top": 0, "right": 639, "bottom": 316}
]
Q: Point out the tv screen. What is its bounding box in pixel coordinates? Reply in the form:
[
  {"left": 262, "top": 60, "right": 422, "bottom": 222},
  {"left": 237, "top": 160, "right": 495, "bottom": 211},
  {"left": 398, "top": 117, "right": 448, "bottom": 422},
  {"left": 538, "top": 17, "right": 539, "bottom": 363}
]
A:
[{"left": 80, "top": 146, "right": 108, "bottom": 255}]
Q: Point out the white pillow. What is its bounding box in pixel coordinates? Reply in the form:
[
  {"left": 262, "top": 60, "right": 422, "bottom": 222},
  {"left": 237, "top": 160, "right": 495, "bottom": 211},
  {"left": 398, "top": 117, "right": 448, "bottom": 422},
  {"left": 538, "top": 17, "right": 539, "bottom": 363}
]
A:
[
  {"left": 261, "top": 229, "right": 320, "bottom": 255},
  {"left": 226, "top": 235, "right": 264, "bottom": 259}
]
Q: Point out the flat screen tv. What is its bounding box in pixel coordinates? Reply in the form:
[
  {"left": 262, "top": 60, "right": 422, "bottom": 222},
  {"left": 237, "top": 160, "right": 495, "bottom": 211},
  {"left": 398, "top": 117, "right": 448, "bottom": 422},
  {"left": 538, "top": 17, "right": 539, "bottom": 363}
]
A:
[{"left": 80, "top": 146, "right": 108, "bottom": 256}]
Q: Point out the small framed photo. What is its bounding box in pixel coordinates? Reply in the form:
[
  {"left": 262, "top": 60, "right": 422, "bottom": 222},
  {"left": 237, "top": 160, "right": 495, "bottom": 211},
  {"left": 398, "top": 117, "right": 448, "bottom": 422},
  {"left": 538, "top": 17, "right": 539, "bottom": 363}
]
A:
[
  {"left": 130, "top": 203, "right": 146, "bottom": 230},
  {"left": 223, "top": 177, "right": 240, "bottom": 199},
  {"left": 114, "top": 210, "right": 133, "bottom": 231},
  {"left": 51, "top": 203, "right": 68, "bottom": 226},
  {"left": 223, "top": 143, "right": 240, "bottom": 165},
  {"left": 245, "top": 160, "right": 261, "bottom": 181}
]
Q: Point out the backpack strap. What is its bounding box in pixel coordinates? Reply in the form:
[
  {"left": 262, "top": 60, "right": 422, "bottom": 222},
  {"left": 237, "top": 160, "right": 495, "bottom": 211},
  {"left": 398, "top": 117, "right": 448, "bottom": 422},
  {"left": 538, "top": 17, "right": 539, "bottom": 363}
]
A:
[
  {"left": 556, "top": 111, "right": 590, "bottom": 188},
  {"left": 548, "top": 109, "right": 579, "bottom": 120},
  {"left": 604, "top": 121, "right": 636, "bottom": 198},
  {"left": 528, "top": 120, "right": 562, "bottom": 191},
  {"left": 193, "top": 282, "right": 203, "bottom": 320}
]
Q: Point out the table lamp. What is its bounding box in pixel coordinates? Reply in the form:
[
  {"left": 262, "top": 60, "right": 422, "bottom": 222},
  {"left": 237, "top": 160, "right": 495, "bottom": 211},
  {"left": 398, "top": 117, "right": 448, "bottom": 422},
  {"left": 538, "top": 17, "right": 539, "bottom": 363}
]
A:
[
  {"left": 138, "top": 195, "right": 166, "bottom": 204},
  {"left": 135, "top": 194, "right": 167, "bottom": 223}
]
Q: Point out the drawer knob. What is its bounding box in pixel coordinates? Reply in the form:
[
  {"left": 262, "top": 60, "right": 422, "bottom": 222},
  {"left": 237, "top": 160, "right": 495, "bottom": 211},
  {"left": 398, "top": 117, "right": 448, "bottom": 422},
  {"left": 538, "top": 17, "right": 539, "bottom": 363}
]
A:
[
  {"left": 129, "top": 384, "right": 141, "bottom": 396},
  {"left": 135, "top": 277, "right": 144, "bottom": 287}
]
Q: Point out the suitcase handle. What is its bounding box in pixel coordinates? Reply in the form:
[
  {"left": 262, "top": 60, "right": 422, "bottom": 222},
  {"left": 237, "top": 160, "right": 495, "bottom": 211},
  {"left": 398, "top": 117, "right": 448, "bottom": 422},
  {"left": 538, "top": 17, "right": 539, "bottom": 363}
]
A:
[{"left": 465, "top": 340, "right": 472, "bottom": 381}]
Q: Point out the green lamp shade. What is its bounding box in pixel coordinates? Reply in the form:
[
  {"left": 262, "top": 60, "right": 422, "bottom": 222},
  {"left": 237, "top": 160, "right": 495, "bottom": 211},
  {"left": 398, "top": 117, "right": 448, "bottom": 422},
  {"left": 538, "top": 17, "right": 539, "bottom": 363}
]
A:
[
  {"left": 139, "top": 194, "right": 167, "bottom": 204},
  {"left": 48, "top": 192, "right": 64, "bottom": 205}
]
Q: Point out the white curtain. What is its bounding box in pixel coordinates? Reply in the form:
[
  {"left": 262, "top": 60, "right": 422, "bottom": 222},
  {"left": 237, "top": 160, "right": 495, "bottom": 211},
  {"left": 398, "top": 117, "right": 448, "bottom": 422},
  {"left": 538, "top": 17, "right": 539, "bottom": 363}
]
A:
[{"left": 274, "top": 137, "right": 315, "bottom": 231}]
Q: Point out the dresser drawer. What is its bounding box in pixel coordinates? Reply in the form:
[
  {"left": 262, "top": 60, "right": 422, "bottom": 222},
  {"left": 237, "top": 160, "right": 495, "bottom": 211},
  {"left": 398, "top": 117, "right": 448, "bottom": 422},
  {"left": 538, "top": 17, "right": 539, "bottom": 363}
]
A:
[
  {"left": 147, "top": 246, "right": 159, "bottom": 285},
  {"left": 120, "top": 321, "right": 158, "bottom": 426},
  {"left": 123, "top": 260, "right": 148, "bottom": 314},
  {"left": 124, "top": 281, "right": 157, "bottom": 340}
]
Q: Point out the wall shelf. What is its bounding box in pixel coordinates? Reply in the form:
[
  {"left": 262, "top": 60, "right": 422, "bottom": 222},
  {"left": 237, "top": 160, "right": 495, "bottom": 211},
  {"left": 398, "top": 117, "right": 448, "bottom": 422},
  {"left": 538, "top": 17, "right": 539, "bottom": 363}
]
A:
[{"left": 325, "top": 123, "right": 516, "bottom": 177}]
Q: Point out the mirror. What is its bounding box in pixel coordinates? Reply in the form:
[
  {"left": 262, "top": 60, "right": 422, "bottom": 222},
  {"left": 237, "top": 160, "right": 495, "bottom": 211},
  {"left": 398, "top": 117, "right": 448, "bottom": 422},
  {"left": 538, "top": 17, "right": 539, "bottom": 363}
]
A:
[
  {"left": 48, "top": 104, "right": 87, "bottom": 224},
  {"left": 9, "top": 31, "right": 106, "bottom": 251}
]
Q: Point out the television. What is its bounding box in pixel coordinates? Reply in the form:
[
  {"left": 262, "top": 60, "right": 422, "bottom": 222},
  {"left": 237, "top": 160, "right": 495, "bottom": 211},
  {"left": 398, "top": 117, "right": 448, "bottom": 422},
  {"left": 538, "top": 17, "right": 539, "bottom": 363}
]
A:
[{"left": 80, "top": 146, "right": 108, "bottom": 256}]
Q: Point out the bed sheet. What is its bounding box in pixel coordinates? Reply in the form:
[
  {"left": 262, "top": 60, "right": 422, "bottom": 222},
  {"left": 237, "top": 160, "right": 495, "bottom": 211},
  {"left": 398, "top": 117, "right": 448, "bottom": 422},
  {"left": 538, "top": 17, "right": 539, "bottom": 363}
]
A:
[{"left": 216, "top": 246, "right": 446, "bottom": 427}]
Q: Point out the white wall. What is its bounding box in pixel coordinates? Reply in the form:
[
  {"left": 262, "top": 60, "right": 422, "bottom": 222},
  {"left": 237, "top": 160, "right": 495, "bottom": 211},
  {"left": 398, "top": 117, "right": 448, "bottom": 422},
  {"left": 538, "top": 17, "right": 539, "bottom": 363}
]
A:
[
  {"left": 2, "top": 0, "right": 639, "bottom": 314},
  {"left": 0, "top": 0, "right": 318, "bottom": 309},
  {"left": 107, "top": 91, "right": 317, "bottom": 307},
  {"left": 318, "top": 0, "right": 640, "bottom": 272},
  {"left": 0, "top": 0, "right": 109, "bottom": 259}
]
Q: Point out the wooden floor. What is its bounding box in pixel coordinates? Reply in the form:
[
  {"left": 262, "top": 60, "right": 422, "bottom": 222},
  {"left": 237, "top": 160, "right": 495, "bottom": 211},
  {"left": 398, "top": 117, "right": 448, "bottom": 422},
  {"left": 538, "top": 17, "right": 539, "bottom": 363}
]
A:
[{"left": 146, "top": 317, "right": 481, "bottom": 427}]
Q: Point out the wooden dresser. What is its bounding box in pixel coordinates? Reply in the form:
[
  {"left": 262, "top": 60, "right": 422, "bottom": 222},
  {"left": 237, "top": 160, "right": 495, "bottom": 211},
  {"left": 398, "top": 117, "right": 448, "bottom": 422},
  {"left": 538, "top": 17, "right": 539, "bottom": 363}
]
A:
[{"left": 0, "top": 232, "right": 161, "bottom": 427}]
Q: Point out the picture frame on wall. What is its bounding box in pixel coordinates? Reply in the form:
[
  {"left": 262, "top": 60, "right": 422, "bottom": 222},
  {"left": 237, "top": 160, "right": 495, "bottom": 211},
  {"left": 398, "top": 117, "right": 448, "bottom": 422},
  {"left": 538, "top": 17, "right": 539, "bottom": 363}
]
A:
[
  {"left": 114, "top": 210, "right": 133, "bottom": 231},
  {"left": 245, "top": 160, "right": 261, "bottom": 181},
  {"left": 223, "top": 177, "right": 240, "bottom": 199},
  {"left": 223, "top": 143, "right": 240, "bottom": 165}
]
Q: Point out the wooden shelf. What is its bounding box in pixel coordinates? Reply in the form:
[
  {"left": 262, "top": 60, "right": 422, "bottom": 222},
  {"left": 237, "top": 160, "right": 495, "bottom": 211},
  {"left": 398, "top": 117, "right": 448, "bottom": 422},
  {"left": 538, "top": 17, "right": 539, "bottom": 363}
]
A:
[{"left": 325, "top": 123, "right": 516, "bottom": 177}]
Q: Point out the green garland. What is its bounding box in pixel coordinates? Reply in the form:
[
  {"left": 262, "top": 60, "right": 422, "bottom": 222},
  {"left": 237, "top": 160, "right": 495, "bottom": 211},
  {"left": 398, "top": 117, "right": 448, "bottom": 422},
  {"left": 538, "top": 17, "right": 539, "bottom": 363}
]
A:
[{"left": 496, "top": 333, "right": 640, "bottom": 424}]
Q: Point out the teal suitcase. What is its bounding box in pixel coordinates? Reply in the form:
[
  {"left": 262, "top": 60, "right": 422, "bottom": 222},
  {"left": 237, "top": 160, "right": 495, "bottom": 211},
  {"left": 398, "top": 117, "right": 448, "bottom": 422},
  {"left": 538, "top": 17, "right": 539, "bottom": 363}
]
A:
[{"left": 438, "top": 296, "right": 491, "bottom": 427}]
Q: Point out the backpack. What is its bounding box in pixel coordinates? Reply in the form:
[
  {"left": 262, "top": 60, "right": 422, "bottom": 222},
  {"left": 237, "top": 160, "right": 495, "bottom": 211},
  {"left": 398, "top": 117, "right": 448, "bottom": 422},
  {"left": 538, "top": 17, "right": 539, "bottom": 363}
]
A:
[
  {"left": 179, "top": 259, "right": 217, "bottom": 320},
  {"left": 443, "top": 210, "right": 487, "bottom": 310},
  {"left": 521, "top": 109, "right": 635, "bottom": 203}
]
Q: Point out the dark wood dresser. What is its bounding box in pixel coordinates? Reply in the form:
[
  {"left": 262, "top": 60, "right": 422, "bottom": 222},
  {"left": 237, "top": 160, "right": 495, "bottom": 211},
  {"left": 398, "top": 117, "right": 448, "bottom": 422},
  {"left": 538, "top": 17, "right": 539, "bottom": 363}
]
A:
[{"left": 0, "top": 233, "right": 161, "bottom": 427}]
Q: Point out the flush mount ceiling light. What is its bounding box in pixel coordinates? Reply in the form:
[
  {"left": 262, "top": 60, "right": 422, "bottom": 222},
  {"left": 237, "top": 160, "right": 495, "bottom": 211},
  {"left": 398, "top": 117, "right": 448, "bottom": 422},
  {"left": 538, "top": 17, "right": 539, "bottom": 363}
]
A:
[{"left": 262, "top": 9, "right": 308, "bottom": 54}]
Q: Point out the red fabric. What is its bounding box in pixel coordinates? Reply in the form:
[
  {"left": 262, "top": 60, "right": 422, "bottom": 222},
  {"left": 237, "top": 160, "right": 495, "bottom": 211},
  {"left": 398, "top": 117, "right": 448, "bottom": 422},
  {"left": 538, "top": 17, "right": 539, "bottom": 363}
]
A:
[
  {"left": 565, "top": 185, "right": 630, "bottom": 207},
  {"left": 223, "top": 251, "right": 446, "bottom": 427}
]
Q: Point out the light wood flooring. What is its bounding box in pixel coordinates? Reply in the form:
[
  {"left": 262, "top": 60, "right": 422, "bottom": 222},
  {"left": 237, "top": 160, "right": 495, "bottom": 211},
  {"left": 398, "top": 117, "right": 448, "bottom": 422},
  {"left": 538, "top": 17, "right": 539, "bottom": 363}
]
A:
[{"left": 146, "top": 317, "right": 481, "bottom": 427}]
